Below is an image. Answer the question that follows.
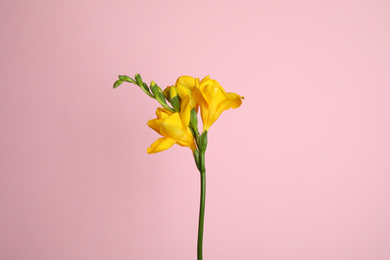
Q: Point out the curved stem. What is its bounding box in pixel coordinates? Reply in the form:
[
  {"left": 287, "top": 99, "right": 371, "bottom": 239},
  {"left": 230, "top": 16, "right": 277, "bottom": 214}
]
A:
[{"left": 197, "top": 151, "right": 206, "bottom": 260}]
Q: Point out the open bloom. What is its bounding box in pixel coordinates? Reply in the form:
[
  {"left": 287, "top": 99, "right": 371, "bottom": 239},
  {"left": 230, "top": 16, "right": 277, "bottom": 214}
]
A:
[
  {"left": 193, "top": 76, "right": 244, "bottom": 131},
  {"left": 146, "top": 96, "right": 196, "bottom": 153}
]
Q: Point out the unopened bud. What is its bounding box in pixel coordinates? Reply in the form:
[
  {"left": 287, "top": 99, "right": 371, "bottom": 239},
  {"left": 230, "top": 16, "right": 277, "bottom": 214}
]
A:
[
  {"left": 119, "top": 75, "right": 136, "bottom": 83},
  {"left": 163, "top": 86, "right": 171, "bottom": 100},
  {"left": 113, "top": 80, "right": 124, "bottom": 88},
  {"left": 151, "top": 83, "right": 168, "bottom": 106},
  {"left": 135, "top": 73, "right": 143, "bottom": 87},
  {"left": 170, "top": 87, "right": 180, "bottom": 112},
  {"left": 190, "top": 108, "right": 198, "bottom": 132}
]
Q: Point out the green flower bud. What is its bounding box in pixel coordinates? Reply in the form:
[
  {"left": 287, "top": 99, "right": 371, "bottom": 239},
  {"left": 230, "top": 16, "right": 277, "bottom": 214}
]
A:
[
  {"left": 142, "top": 83, "right": 150, "bottom": 93},
  {"left": 163, "top": 86, "right": 171, "bottom": 101},
  {"left": 151, "top": 83, "right": 166, "bottom": 104},
  {"left": 113, "top": 80, "right": 124, "bottom": 88},
  {"left": 190, "top": 108, "right": 198, "bottom": 133},
  {"left": 129, "top": 73, "right": 152, "bottom": 97},
  {"left": 135, "top": 73, "right": 143, "bottom": 87},
  {"left": 118, "top": 75, "right": 136, "bottom": 83},
  {"left": 151, "top": 82, "right": 174, "bottom": 112},
  {"left": 170, "top": 87, "right": 180, "bottom": 112},
  {"left": 189, "top": 127, "right": 196, "bottom": 139}
]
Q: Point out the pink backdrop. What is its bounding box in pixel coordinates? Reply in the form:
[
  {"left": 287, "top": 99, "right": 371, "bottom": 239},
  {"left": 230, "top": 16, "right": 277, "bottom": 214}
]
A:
[{"left": 1, "top": 0, "right": 390, "bottom": 259}]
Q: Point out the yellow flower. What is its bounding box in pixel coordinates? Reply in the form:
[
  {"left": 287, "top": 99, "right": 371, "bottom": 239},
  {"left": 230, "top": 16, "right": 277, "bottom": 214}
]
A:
[
  {"left": 193, "top": 76, "right": 244, "bottom": 131},
  {"left": 146, "top": 96, "right": 196, "bottom": 153}
]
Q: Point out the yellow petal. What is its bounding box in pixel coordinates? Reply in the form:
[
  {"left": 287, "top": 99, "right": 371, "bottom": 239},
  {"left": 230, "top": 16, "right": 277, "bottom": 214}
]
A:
[
  {"left": 160, "top": 113, "right": 186, "bottom": 140},
  {"left": 226, "top": 93, "right": 244, "bottom": 109},
  {"left": 175, "top": 76, "right": 197, "bottom": 90},
  {"left": 199, "top": 79, "right": 228, "bottom": 108},
  {"left": 170, "top": 86, "right": 178, "bottom": 99},
  {"left": 180, "top": 95, "right": 192, "bottom": 127},
  {"left": 207, "top": 94, "right": 244, "bottom": 129},
  {"left": 163, "top": 86, "right": 171, "bottom": 100},
  {"left": 202, "top": 83, "right": 227, "bottom": 106},
  {"left": 148, "top": 107, "right": 175, "bottom": 134},
  {"left": 193, "top": 86, "right": 208, "bottom": 108},
  {"left": 147, "top": 137, "right": 176, "bottom": 154},
  {"left": 176, "top": 133, "right": 197, "bottom": 151},
  {"left": 147, "top": 118, "right": 162, "bottom": 134},
  {"left": 176, "top": 84, "right": 193, "bottom": 99},
  {"left": 156, "top": 107, "right": 173, "bottom": 119},
  {"left": 193, "top": 87, "right": 210, "bottom": 130},
  {"left": 199, "top": 75, "right": 210, "bottom": 84},
  {"left": 217, "top": 93, "right": 244, "bottom": 113}
]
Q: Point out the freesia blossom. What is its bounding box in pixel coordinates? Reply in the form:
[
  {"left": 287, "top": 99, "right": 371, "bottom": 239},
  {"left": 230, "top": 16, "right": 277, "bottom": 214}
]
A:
[
  {"left": 193, "top": 76, "right": 244, "bottom": 131},
  {"left": 146, "top": 96, "right": 196, "bottom": 153}
]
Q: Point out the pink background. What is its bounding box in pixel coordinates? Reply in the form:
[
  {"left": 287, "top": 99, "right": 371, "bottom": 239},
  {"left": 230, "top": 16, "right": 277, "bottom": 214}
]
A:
[{"left": 1, "top": 0, "right": 390, "bottom": 259}]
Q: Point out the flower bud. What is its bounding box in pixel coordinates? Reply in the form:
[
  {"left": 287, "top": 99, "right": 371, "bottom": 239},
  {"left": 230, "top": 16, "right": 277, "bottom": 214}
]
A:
[
  {"left": 163, "top": 86, "right": 171, "bottom": 100},
  {"left": 190, "top": 108, "right": 198, "bottom": 133},
  {"left": 135, "top": 73, "right": 143, "bottom": 87},
  {"left": 131, "top": 73, "right": 153, "bottom": 97},
  {"left": 142, "top": 83, "right": 150, "bottom": 93},
  {"left": 151, "top": 82, "right": 171, "bottom": 109},
  {"left": 170, "top": 87, "right": 180, "bottom": 112},
  {"left": 113, "top": 80, "right": 124, "bottom": 88},
  {"left": 119, "top": 75, "right": 136, "bottom": 83}
]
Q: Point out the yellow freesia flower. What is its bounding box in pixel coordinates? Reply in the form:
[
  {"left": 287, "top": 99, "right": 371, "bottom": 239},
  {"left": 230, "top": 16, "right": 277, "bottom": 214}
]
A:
[
  {"left": 193, "top": 76, "right": 244, "bottom": 131},
  {"left": 146, "top": 96, "right": 196, "bottom": 153}
]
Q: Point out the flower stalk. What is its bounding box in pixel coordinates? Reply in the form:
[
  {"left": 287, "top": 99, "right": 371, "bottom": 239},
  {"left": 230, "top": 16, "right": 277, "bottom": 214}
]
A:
[
  {"left": 194, "top": 130, "right": 207, "bottom": 260},
  {"left": 197, "top": 150, "right": 206, "bottom": 260}
]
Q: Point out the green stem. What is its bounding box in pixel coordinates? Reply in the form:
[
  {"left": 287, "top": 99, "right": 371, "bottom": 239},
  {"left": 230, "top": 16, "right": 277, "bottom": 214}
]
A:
[{"left": 197, "top": 151, "right": 206, "bottom": 260}]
